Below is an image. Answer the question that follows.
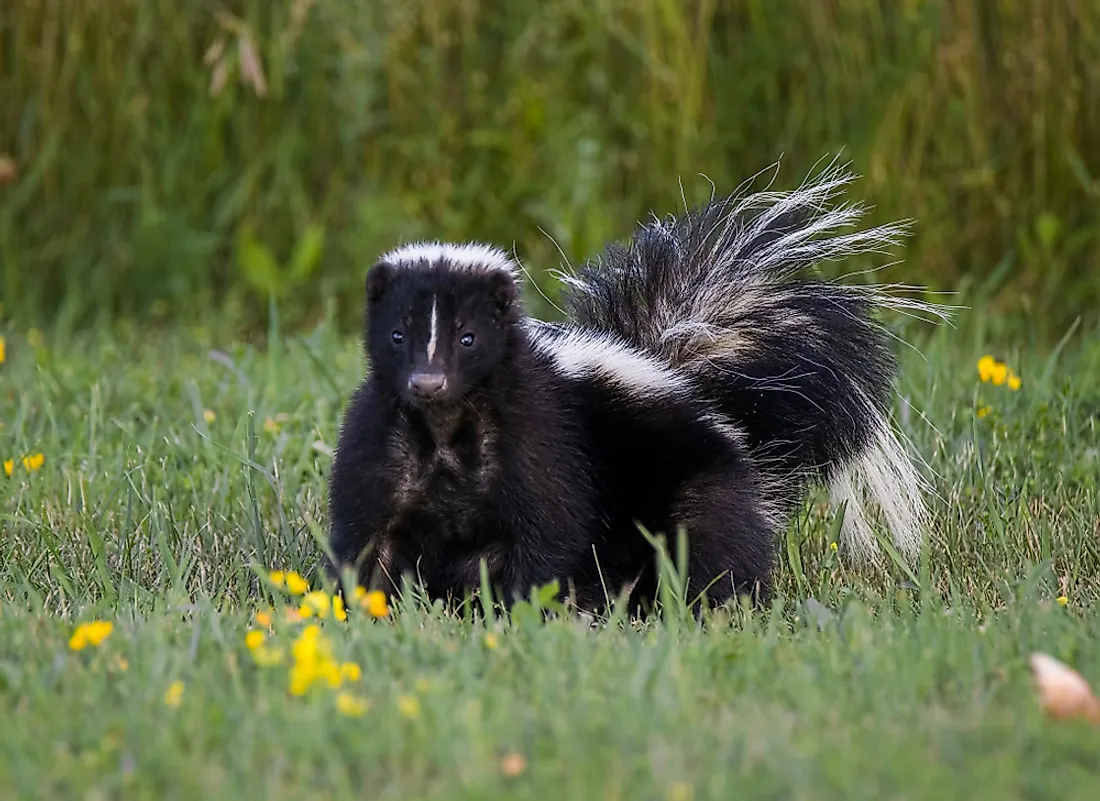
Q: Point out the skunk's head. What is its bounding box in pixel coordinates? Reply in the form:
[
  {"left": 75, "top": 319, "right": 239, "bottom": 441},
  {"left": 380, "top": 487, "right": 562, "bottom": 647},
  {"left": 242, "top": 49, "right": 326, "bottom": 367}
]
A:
[{"left": 364, "top": 242, "right": 521, "bottom": 405}]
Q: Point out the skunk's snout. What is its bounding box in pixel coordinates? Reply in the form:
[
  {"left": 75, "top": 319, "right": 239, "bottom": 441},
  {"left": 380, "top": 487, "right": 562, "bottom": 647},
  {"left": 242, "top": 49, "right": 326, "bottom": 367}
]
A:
[{"left": 408, "top": 371, "right": 447, "bottom": 400}]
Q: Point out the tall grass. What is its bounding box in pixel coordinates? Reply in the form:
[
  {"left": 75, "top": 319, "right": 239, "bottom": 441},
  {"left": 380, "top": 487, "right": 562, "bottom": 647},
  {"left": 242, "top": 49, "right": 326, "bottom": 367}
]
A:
[{"left": 2, "top": 0, "right": 1098, "bottom": 339}]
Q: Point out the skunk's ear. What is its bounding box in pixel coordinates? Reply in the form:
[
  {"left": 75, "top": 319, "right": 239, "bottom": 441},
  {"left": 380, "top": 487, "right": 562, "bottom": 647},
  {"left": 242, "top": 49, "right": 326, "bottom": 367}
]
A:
[
  {"left": 487, "top": 271, "right": 517, "bottom": 314},
  {"left": 366, "top": 262, "right": 394, "bottom": 304}
]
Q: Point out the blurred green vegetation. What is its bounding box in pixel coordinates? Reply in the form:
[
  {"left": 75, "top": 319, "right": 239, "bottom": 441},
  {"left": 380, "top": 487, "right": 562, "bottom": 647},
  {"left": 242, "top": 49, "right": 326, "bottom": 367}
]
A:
[{"left": 2, "top": 0, "right": 1098, "bottom": 340}]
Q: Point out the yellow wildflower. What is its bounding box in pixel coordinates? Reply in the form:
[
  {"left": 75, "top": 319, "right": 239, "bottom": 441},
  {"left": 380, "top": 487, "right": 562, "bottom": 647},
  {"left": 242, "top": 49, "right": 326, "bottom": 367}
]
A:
[
  {"left": 397, "top": 695, "right": 420, "bottom": 719},
  {"left": 0, "top": 335, "right": 5, "bottom": 363},
  {"left": 1057, "top": 596, "right": 1068, "bottom": 606},
  {"left": 333, "top": 595, "right": 347, "bottom": 622},
  {"left": 336, "top": 693, "right": 369, "bottom": 718},
  {"left": 977, "top": 355, "right": 997, "bottom": 382},
  {"left": 268, "top": 570, "right": 286, "bottom": 589},
  {"left": 203, "top": 409, "right": 216, "bottom": 424},
  {"left": 255, "top": 610, "right": 273, "bottom": 628},
  {"left": 1007, "top": 372, "right": 1021, "bottom": 391},
  {"left": 977, "top": 405, "right": 991, "bottom": 419},
  {"left": 357, "top": 589, "right": 390, "bottom": 618},
  {"left": 302, "top": 590, "right": 331, "bottom": 618},
  {"left": 22, "top": 453, "right": 44, "bottom": 472},
  {"left": 164, "top": 680, "right": 185, "bottom": 708},
  {"left": 285, "top": 571, "right": 309, "bottom": 595},
  {"left": 340, "top": 662, "right": 362, "bottom": 682},
  {"left": 829, "top": 542, "right": 838, "bottom": 551},
  {"left": 245, "top": 630, "right": 265, "bottom": 650},
  {"left": 988, "top": 361, "right": 1007, "bottom": 385},
  {"left": 69, "top": 620, "right": 114, "bottom": 651},
  {"left": 484, "top": 633, "right": 499, "bottom": 650},
  {"left": 3, "top": 460, "right": 11, "bottom": 478}
]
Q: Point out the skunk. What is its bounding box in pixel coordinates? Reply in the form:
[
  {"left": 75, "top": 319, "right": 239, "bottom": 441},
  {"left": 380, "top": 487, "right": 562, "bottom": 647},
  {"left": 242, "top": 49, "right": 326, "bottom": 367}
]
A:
[{"left": 326, "top": 161, "right": 942, "bottom": 614}]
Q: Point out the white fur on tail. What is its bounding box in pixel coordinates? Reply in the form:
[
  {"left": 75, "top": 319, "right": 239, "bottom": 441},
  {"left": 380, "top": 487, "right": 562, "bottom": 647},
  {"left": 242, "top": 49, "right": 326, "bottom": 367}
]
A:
[{"left": 827, "top": 401, "right": 933, "bottom": 561}]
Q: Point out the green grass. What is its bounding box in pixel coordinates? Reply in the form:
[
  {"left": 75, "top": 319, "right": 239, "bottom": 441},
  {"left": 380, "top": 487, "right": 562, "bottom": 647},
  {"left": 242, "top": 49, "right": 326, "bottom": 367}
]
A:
[
  {"left": 4, "top": 0, "right": 1100, "bottom": 338},
  {"left": 2, "top": 308, "right": 1100, "bottom": 798}
]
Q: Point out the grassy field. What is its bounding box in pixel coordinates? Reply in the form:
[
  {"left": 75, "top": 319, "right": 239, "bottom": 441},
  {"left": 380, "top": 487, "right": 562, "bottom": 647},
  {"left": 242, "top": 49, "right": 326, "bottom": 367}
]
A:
[{"left": 2, "top": 305, "right": 1100, "bottom": 799}]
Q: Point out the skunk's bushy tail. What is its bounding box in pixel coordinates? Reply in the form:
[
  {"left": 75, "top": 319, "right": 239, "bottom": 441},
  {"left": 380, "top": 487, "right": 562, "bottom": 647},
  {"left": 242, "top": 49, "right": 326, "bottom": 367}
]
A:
[{"left": 558, "top": 160, "right": 948, "bottom": 560}]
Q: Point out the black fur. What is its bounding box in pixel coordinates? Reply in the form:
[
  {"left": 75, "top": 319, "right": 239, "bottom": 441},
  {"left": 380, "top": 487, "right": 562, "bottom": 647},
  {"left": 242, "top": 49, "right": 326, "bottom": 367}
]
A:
[
  {"left": 327, "top": 164, "right": 939, "bottom": 615},
  {"left": 327, "top": 256, "right": 775, "bottom": 614}
]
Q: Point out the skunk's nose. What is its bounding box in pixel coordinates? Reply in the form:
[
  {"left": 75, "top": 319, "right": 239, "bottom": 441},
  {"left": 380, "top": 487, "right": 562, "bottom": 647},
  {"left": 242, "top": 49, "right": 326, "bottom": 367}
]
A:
[{"left": 408, "top": 371, "right": 447, "bottom": 399}]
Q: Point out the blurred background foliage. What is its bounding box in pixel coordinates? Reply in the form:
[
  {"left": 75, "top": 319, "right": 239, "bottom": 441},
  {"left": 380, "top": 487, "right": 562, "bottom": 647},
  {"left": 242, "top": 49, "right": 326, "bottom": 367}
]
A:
[{"left": 1, "top": 0, "right": 1097, "bottom": 342}]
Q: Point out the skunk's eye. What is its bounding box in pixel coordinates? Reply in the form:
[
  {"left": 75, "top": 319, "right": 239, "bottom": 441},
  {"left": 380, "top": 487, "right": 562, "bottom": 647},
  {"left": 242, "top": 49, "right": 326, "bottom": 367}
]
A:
[
  {"left": 391, "top": 330, "right": 404, "bottom": 344},
  {"left": 460, "top": 333, "right": 475, "bottom": 347}
]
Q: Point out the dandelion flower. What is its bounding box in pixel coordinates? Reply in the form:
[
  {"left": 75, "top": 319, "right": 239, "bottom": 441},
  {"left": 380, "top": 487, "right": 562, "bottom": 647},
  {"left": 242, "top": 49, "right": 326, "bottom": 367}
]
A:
[
  {"left": 1007, "top": 372, "right": 1022, "bottom": 391},
  {"left": 333, "top": 595, "right": 347, "bottom": 622},
  {"left": 245, "top": 630, "right": 265, "bottom": 650},
  {"left": 977, "top": 405, "right": 992, "bottom": 419},
  {"left": 340, "top": 662, "right": 362, "bottom": 682},
  {"left": 484, "top": 633, "right": 499, "bottom": 650},
  {"left": 0, "top": 335, "right": 5, "bottom": 364},
  {"left": 336, "top": 693, "right": 369, "bottom": 718},
  {"left": 989, "top": 361, "right": 1008, "bottom": 386},
  {"left": 268, "top": 570, "right": 286, "bottom": 589},
  {"left": 397, "top": 695, "right": 420, "bottom": 720},
  {"left": 69, "top": 620, "right": 114, "bottom": 651},
  {"left": 285, "top": 571, "right": 309, "bottom": 595},
  {"left": 164, "top": 680, "right": 185, "bottom": 708},
  {"left": 22, "top": 453, "right": 44, "bottom": 472},
  {"left": 2, "top": 459, "right": 11, "bottom": 478},
  {"left": 1057, "top": 596, "right": 1068, "bottom": 606},
  {"left": 829, "top": 542, "right": 838, "bottom": 551},
  {"left": 203, "top": 409, "right": 216, "bottom": 424}
]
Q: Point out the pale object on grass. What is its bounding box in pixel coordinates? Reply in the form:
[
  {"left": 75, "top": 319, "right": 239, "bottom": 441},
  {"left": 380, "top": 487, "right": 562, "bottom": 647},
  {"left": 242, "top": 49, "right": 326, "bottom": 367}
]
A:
[{"left": 1029, "top": 652, "right": 1100, "bottom": 724}]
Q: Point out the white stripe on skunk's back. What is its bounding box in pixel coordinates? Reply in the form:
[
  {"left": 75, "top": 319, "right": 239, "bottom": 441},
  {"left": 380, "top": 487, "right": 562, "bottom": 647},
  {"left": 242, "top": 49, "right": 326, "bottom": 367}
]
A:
[
  {"left": 529, "top": 324, "right": 693, "bottom": 397},
  {"left": 380, "top": 240, "right": 519, "bottom": 277}
]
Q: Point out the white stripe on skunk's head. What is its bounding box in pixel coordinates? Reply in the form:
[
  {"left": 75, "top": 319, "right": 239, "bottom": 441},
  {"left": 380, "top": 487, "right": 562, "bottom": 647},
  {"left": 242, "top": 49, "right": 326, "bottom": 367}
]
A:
[{"left": 379, "top": 241, "right": 519, "bottom": 279}]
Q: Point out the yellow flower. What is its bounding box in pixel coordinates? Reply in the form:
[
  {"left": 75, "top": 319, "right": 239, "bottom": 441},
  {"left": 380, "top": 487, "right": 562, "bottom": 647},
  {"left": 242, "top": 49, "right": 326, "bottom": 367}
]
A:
[
  {"left": 336, "top": 693, "right": 369, "bottom": 718},
  {"left": 1057, "top": 596, "right": 1068, "bottom": 606},
  {"left": 2, "top": 460, "right": 11, "bottom": 478},
  {"left": 69, "top": 620, "right": 114, "bottom": 651},
  {"left": 988, "top": 361, "right": 1007, "bottom": 386},
  {"left": 0, "top": 335, "right": 5, "bottom": 363},
  {"left": 164, "top": 680, "right": 185, "bottom": 708},
  {"left": 484, "top": 633, "right": 499, "bottom": 650},
  {"left": 397, "top": 695, "right": 420, "bottom": 719},
  {"left": 829, "top": 542, "right": 838, "bottom": 551},
  {"left": 333, "top": 595, "right": 347, "bottom": 622},
  {"left": 302, "top": 590, "right": 331, "bottom": 618},
  {"left": 203, "top": 409, "right": 216, "bottom": 424},
  {"left": 977, "top": 355, "right": 997, "bottom": 382},
  {"left": 1007, "top": 372, "right": 1021, "bottom": 391},
  {"left": 245, "top": 630, "right": 265, "bottom": 650},
  {"left": 22, "top": 452, "right": 44, "bottom": 472},
  {"left": 255, "top": 610, "right": 273, "bottom": 628},
  {"left": 268, "top": 570, "right": 286, "bottom": 589},
  {"left": 357, "top": 589, "right": 390, "bottom": 618},
  {"left": 285, "top": 571, "right": 309, "bottom": 595},
  {"left": 977, "top": 405, "right": 991, "bottom": 418},
  {"left": 340, "top": 662, "right": 362, "bottom": 682}
]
